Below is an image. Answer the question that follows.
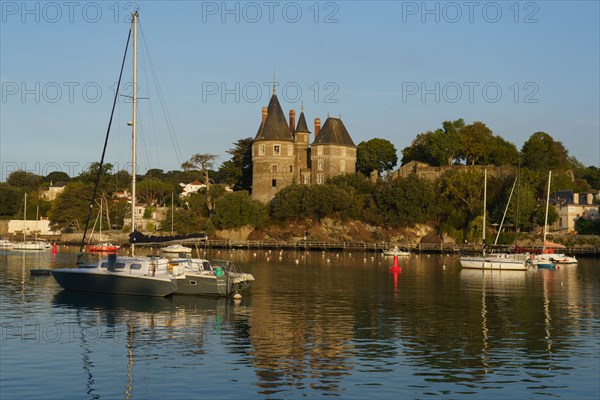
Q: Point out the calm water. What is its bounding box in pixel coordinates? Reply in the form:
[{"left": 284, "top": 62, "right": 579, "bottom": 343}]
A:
[{"left": 1, "top": 247, "right": 599, "bottom": 399}]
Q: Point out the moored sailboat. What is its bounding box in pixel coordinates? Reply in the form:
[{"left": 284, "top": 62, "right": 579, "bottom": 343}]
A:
[
  {"left": 459, "top": 169, "right": 531, "bottom": 271},
  {"left": 52, "top": 11, "right": 179, "bottom": 297}
]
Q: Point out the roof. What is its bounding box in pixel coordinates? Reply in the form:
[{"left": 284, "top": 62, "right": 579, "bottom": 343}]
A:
[
  {"left": 253, "top": 94, "right": 293, "bottom": 142},
  {"left": 294, "top": 111, "right": 311, "bottom": 133},
  {"left": 312, "top": 117, "right": 356, "bottom": 147}
]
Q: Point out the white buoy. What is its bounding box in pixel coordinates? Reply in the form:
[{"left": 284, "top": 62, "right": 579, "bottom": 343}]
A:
[{"left": 233, "top": 293, "right": 242, "bottom": 300}]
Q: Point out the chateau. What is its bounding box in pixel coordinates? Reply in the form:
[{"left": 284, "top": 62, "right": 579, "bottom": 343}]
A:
[{"left": 251, "top": 89, "right": 357, "bottom": 203}]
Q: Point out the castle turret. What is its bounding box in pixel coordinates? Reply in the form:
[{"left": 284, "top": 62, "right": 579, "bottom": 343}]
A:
[
  {"left": 310, "top": 117, "right": 356, "bottom": 184},
  {"left": 251, "top": 91, "right": 295, "bottom": 203},
  {"left": 294, "top": 107, "right": 311, "bottom": 184}
]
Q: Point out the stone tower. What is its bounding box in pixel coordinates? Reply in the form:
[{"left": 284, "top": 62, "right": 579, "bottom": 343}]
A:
[
  {"left": 293, "top": 107, "right": 311, "bottom": 184},
  {"left": 310, "top": 117, "right": 357, "bottom": 185},
  {"left": 251, "top": 90, "right": 295, "bottom": 203}
]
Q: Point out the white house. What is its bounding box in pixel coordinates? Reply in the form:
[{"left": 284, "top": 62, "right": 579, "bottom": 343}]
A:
[
  {"left": 552, "top": 191, "right": 599, "bottom": 233},
  {"left": 179, "top": 180, "right": 206, "bottom": 198}
]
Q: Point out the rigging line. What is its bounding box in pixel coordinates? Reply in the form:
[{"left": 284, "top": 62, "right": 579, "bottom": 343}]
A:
[
  {"left": 78, "top": 24, "right": 132, "bottom": 258},
  {"left": 139, "top": 48, "right": 160, "bottom": 171},
  {"left": 139, "top": 25, "right": 185, "bottom": 165}
]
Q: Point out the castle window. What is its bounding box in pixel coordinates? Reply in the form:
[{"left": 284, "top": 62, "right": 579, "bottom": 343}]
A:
[
  {"left": 272, "top": 165, "right": 277, "bottom": 173},
  {"left": 317, "top": 146, "right": 323, "bottom": 156},
  {"left": 289, "top": 165, "right": 293, "bottom": 173},
  {"left": 317, "top": 173, "right": 324, "bottom": 184},
  {"left": 287, "top": 145, "right": 293, "bottom": 156},
  {"left": 342, "top": 148, "right": 346, "bottom": 157},
  {"left": 317, "top": 160, "right": 323, "bottom": 171},
  {"left": 340, "top": 160, "right": 345, "bottom": 172},
  {"left": 303, "top": 173, "right": 310, "bottom": 184},
  {"left": 258, "top": 145, "right": 265, "bottom": 156},
  {"left": 273, "top": 144, "right": 281, "bottom": 155},
  {"left": 272, "top": 179, "right": 277, "bottom": 187}
]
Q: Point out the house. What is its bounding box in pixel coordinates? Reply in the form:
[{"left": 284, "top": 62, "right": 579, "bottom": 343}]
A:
[
  {"left": 179, "top": 180, "right": 206, "bottom": 198},
  {"left": 251, "top": 86, "right": 357, "bottom": 203},
  {"left": 41, "top": 181, "right": 67, "bottom": 201},
  {"left": 552, "top": 190, "right": 599, "bottom": 233}
]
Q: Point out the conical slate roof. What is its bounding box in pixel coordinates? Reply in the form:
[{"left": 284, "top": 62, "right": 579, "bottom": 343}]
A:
[
  {"left": 312, "top": 117, "right": 356, "bottom": 147},
  {"left": 253, "top": 94, "right": 293, "bottom": 142},
  {"left": 294, "top": 111, "right": 311, "bottom": 133}
]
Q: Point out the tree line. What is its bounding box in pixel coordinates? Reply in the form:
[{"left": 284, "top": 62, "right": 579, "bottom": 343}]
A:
[{"left": 1, "top": 119, "right": 599, "bottom": 239}]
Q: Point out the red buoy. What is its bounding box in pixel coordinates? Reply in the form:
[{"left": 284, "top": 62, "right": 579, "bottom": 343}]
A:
[
  {"left": 390, "top": 255, "right": 402, "bottom": 272},
  {"left": 52, "top": 242, "right": 57, "bottom": 254}
]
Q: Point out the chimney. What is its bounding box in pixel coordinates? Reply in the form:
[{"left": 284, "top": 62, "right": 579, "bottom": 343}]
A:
[
  {"left": 262, "top": 106, "right": 268, "bottom": 123},
  {"left": 314, "top": 118, "right": 321, "bottom": 137},
  {"left": 289, "top": 109, "right": 296, "bottom": 133},
  {"left": 587, "top": 193, "right": 593, "bottom": 205},
  {"left": 573, "top": 193, "right": 579, "bottom": 204}
]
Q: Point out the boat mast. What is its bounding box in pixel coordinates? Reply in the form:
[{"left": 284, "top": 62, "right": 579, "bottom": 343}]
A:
[
  {"left": 543, "top": 170, "right": 552, "bottom": 251},
  {"left": 23, "top": 193, "right": 27, "bottom": 242},
  {"left": 482, "top": 169, "right": 487, "bottom": 255},
  {"left": 131, "top": 11, "right": 138, "bottom": 255}
]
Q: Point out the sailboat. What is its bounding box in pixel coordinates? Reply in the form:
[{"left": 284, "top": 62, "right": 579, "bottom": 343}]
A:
[
  {"left": 459, "top": 169, "right": 531, "bottom": 271},
  {"left": 52, "top": 11, "right": 250, "bottom": 297},
  {"left": 87, "top": 198, "right": 120, "bottom": 253},
  {"left": 532, "top": 171, "right": 577, "bottom": 267},
  {"left": 13, "top": 193, "right": 46, "bottom": 251},
  {"left": 52, "top": 11, "right": 180, "bottom": 297}
]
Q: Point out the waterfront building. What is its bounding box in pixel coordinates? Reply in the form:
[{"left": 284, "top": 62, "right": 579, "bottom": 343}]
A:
[{"left": 251, "top": 88, "right": 357, "bottom": 203}]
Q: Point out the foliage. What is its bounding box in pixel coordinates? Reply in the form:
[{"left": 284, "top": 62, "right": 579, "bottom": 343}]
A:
[
  {"left": 356, "top": 138, "right": 398, "bottom": 176},
  {"left": 271, "top": 183, "right": 356, "bottom": 221},
  {"left": 581, "top": 166, "right": 600, "bottom": 189},
  {"left": 459, "top": 121, "right": 494, "bottom": 165},
  {"left": 182, "top": 153, "right": 219, "bottom": 186},
  {"left": 402, "top": 119, "right": 464, "bottom": 166},
  {"left": 211, "top": 191, "right": 268, "bottom": 230},
  {"left": 49, "top": 181, "right": 94, "bottom": 231},
  {"left": 0, "top": 183, "right": 23, "bottom": 217},
  {"left": 6, "top": 170, "right": 42, "bottom": 192},
  {"left": 534, "top": 202, "right": 559, "bottom": 227},
  {"left": 218, "top": 138, "right": 253, "bottom": 191},
  {"left": 371, "top": 175, "right": 438, "bottom": 227},
  {"left": 575, "top": 217, "right": 600, "bottom": 235},
  {"left": 136, "top": 178, "right": 173, "bottom": 206},
  {"left": 43, "top": 171, "right": 70, "bottom": 184},
  {"left": 521, "top": 132, "right": 569, "bottom": 171}
]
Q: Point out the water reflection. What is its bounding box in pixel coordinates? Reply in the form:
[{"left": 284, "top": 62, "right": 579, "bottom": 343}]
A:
[{"left": 1, "top": 249, "right": 598, "bottom": 398}]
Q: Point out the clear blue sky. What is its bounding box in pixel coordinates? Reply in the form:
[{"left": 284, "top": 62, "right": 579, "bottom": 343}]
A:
[{"left": 1, "top": 1, "right": 599, "bottom": 180}]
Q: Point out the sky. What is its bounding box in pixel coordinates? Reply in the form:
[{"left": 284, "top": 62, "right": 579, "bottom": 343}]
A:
[{"left": 1, "top": 0, "right": 599, "bottom": 181}]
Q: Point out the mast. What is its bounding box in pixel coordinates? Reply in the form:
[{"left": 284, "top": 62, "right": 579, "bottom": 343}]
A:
[
  {"left": 543, "top": 171, "right": 552, "bottom": 251},
  {"left": 482, "top": 169, "right": 487, "bottom": 255},
  {"left": 131, "top": 11, "right": 138, "bottom": 255},
  {"left": 23, "top": 193, "right": 27, "bottom": 242}
]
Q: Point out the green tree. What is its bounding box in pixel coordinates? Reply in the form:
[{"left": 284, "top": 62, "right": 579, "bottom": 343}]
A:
[
  {"left": 77, "top": 162, "right": 114, "bottom": 184},
  {"left": 43, "top": 171, "right": 70, "bottom": 184},
  {"left": 521, "top": 132, "right": 569, "bottom": 171},
  {"left": 136, "top": 178, "right": 173, "bottom": 206},
  {"left": 0, "top": 183, "right": 24, "bottom": 216},
  {"left": 211, "top": 191, "right": 268, "bottom": 229},
  {"left": 218, "top": 138, "right": 253, "bottom": 191},
  {"left": 487, "top": 136, "right": 520, "bottom": 165},
  {"left": 438, "top": 169, "right": 486, "bottom": 239},
  {"left": 459, "top": 122, "right": 494, "bottom": 165},
  {"left": 372, "top": 175, "right": 438, "bottom": 227},
  {"left": 356, "top": 138, "right": 398, "bottom": 176},
  {"left": 49, "top": 181, "right": 94, "bottom": 231},
  {"left": 6, "top": 170, "right": 42, "bottom": 192},
  {"left": 401, "top": 119, "right": 464, "bottom": 166}
]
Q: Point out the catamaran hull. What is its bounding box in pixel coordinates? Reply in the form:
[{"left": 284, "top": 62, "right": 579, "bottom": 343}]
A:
[
  {"left": 51, "top": 269, "right": 177, "bottom": 297},
  {"left": 174, "top": 274, "right": 231, "bottom": 297},
  {"left": 460, "top": 258, "right": 529, "bottom": 271}
]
